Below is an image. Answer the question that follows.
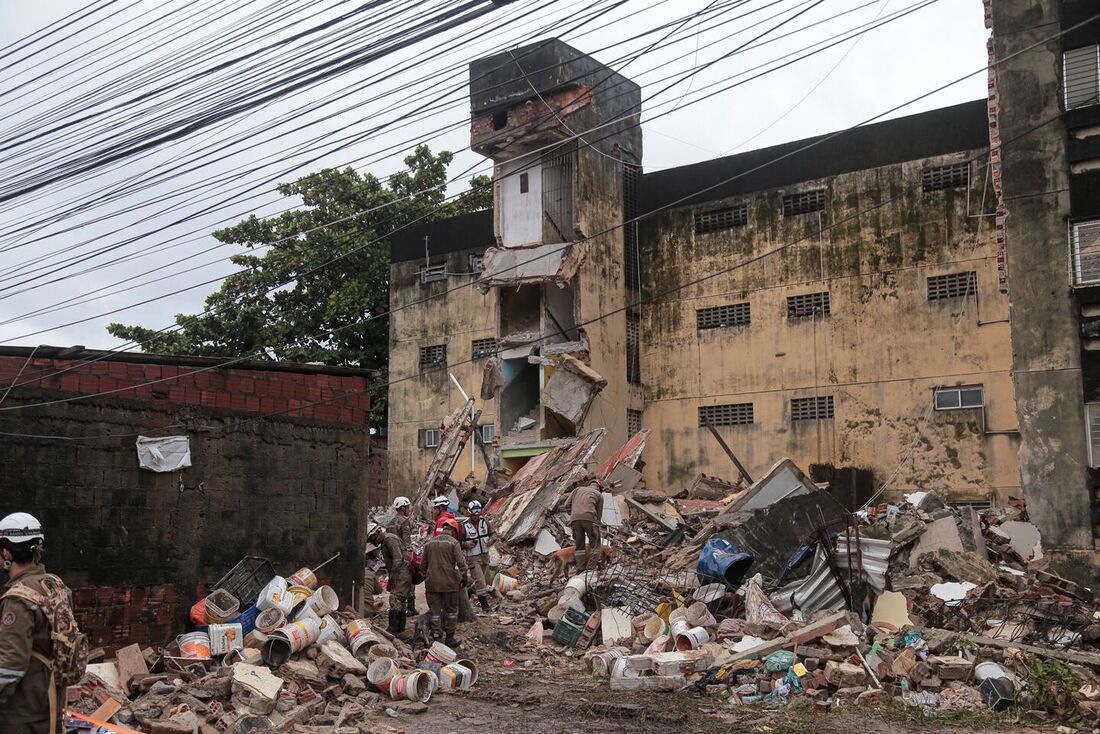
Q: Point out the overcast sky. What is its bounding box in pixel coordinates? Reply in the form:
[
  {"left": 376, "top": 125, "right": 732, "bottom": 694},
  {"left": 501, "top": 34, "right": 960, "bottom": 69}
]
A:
[{"left": 0, "top": 0, "right": 987, "bottom": 352}]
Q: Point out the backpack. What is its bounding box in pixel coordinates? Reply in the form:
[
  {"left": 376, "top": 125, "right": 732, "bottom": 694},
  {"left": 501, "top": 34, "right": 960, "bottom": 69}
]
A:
[{"left": 2, "top": 573, "right": 89, "bottom": 687}]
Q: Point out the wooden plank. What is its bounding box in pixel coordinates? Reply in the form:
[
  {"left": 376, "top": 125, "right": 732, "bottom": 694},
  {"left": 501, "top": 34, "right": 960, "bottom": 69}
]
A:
[
  {"left": 114, "top": 643, "right": 148, "bottom": 692},
  {"left": 728, "top": 611, "right": 849, "bottom": 663},
  {"left": 89, "top": 697, "right": 122, "bottom": 723},
  {"left": 704, "top": 420, "right": 753, "bottom": 485},
  {"left": 959, "top": 632, "right": 1100, "bottom": 667},
  {"left": 625, "top": 497, "right": 678, "bottom": 532}
]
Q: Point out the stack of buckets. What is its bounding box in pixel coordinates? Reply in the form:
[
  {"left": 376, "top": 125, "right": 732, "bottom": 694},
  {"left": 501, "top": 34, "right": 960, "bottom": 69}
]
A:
[
  {"left": 364, "top": 639, "right": 442, "bottom": 703},
  {"left": 258, "top": 568, "right": 344, "bottom": 667},
  {"left": 417, "top": 641, "right": 478, "bottom": 692}
]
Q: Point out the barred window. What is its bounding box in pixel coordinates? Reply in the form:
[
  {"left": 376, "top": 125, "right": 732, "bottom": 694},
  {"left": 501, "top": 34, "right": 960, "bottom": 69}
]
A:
[
  {"left": 420, "top": 263, "right": 446, "bottom": 283},
  {"left": 1072, "top": 220, "right": 1100, "bottom": 285},
  {"left": 787, "top": 292, "right": 830, "bottom": 320},
  {"left": 927, "top": 272, "right": 977, "bottom": 301},
  {"left": 697, "top": 303, "right": 750, "bottom": 330},
  {"left": 694, "top": 205, "right": 748, "bottom": 235},
  {"left": 419, "top": 344, "right": 446, "bottom": 367},
  {"left": 791, "top": 395, "right": 834, "bottom": 421},
  {"left": 1064, "top": 44, "right": 1100, "bottom": 110},
  {"left": 419, "top": 428, "right": 441, "bottom": 449},
  {"left": 783, "top": 190, "right": 826, "bottom": 217},
  {"left": 470, "top": 253, "right": 485, "bottom": 273},
  {"left": 922, "top": 162, "right": 970, "bottom": 192},
  {"left": 698, "top": 403, "right": 754, "bottom": 427},
  {"left": 624, "top": 164, "right": 641, "bottom": 291},
  {"left": 471, "top": 337, "right": 498, "bottom": 360},
  {"left": 627, "top": 312, "right": 641, "bottom": 385},
  {"left": 627, "top": 409, "right": 642, "bottom": 437}
]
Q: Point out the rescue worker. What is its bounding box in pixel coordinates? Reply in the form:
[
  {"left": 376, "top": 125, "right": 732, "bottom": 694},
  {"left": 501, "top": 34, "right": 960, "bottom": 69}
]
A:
[
  {"left": 461, "top": 501, "right": 493, "bottom": 612},
  {"left": 431, "top": 495, "right": 455, "bottom": 537},
  {"left": 360, "top": 537, "right": 385, "bottom": 617},
  {"left": 422, "top": 518, "right": 468, "bottom": 648},
  {"left": 367, "top": 522, "right": 412, "bottom": 638},
  {"left": 0, "top": 512, "right": 75, "bottom": 734},
  {"left": 569, "top": 480, "right": 604, "bottom": 571},
  {"left": 390, "top": 496, "right": 415, "bottom": 551}
]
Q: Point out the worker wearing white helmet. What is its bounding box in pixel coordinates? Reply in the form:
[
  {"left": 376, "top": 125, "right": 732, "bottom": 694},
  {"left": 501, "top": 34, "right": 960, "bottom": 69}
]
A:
[
  {"left": 1, "top": 512, "right": 84, "bottom": 734},
  {"left": 461, "top": 500, "right": 495, "bottom": 612},
  {"left": 367, "top": 521, "right": 412, "bottom": 638},
  {"left": 431, "top": 495, "right": 457, "bottom": 539},
  {"left": 388, "top": 497, "right": 417, "bottom": 616}
]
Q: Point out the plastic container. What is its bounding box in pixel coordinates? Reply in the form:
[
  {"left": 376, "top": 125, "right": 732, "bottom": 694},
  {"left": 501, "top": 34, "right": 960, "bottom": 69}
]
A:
[
  {"left": 493, "top": 573, "right": 519, "bottom": 594},
  {"left": 643, "top": 616, "right": 670, "bottom": 641},
  {"left": 685, "top": 601, "right": 717, "bottom": 628},
  {"left": 390, "top": 670, "right": 434, "bottom": 702},
  {"left": 214, "top": 556, "right": 275, "bottom": 606},
  {"left": 564, "top": 572, "right": 598, "bottom": 596},
  {"left": 302, "top": 585, "right": 338, "bottom": 618},
  {"left": 204, "top": 589, "right": 240, "bottom": 624},
  {"left": 209, "top": 623, "right": 244, "bottom": 655},
  {"left": 272, "top": 618, "right": 321, "bottom": 654},
  {"left": 439, "top": 662, "right": 475, "bottom": 691},
  {"left": 261, "top": 635, "right": 293, "bottom": 667},
  {"left": 315, "top": 614, "right": 342, "bottom": 645},
  {"left": 257, "top": 576, "right": 295, "bottom": 614},
  {"left": 974, "top": 661, "right": 1009, "bottom": 682},
  {"left": 425, "top": 641, "right": 457, "bottom": 665},
  {"left": 452, "top": 659, "right": 479, "bottom": 687},
  {"left": 367, "top": 658, "right": 398, "bottom": 692},
  {"left": 696, "top": 538, "right": 754, "bottom": 588},
  {"left": 674, "top": 625, "right": 711, "bottom": 651},
  {"left": 631, "top": 612, "right": 656, "bottom": 641},
  {"left": 287, "top": 567, "right": 318, "bottom": 590},
  {"left": 178, "top": 631, "right": 211, "bottom": 660},
  {"left": 670, "top": 618, "right": 691, "bottom": 638},
  {"left": 255, "top": 608, "right": 286, "bottom": 634},
  {"left": 551, "top": 608, "right": 589, "bottom": 648},
  {"left": 592, "top": 649, "right": 626, "bottom": 678},
  {"left": 189, "top": 598, "right": 207, "bottom": 625},
  {"left": 368, "top": 643, "right": 397, "bottom": 663}
]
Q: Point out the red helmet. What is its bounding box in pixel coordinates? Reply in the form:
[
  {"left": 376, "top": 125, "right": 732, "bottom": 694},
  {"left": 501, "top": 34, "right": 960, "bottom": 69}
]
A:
[{"left": 442, "top": 518, "right": 463, "bottom": 537}]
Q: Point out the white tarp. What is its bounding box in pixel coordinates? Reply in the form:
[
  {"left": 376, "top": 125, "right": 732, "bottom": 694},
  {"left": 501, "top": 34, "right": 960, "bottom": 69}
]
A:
[{"left": 136, "top": 435, "right": 192, "bottom": 473}]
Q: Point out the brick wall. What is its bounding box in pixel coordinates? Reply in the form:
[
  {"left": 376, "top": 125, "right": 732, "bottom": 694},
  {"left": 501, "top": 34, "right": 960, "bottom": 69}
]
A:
[{"left": 0, "top": 352, "right": 382, "bottom": 653}]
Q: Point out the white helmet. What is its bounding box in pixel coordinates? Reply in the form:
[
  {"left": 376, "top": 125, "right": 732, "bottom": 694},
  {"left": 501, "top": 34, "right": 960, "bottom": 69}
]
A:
[
  {"left": 467, "top": 500, "right": 483, "bottom": 514},
  {"left": 432, "top": 496, "right": 450, "bottom": 508},
  {"left": 366, "top": 522, "right": 384, "bottom": 538},
  {"left": 0, "top": 512, "right": 43, "bottom": 544},
  {"left": 392, "top": 496, "right": 411, "bottom": 510}
]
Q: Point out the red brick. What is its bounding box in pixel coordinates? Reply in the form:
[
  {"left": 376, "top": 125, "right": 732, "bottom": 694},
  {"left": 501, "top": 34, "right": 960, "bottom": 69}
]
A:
[
  {"left": 200, "top": 391, "right": 217, "bottom": 407},
  {"left": 246, "top": 396, "right": 261, "bottom": 412},
  {"left": 99, "top": 377, "right": 118, "bottom": 392},
  {"left": 78, "top": 375, "right": 99, "bottom": 393},
  {"left": 214, "top": 393, "right": 231, "bottom": 409},
  {"left": 60, "top": 374, "right": 80, "bottom": 392},
  {"left": 109, "top": 363, "right": 128, "bottom": 377}
]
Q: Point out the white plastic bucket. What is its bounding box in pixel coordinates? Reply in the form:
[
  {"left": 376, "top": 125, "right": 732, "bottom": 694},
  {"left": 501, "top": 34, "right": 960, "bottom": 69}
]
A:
[
  {"left": 367, "top": 658, "right": 398, "bottom": 692},
  {"left": 368, "top": 643, "right": 397, "bottom": 663},
  {"left": 288, "top": 567, "right": 318, "bottom": 590},
  {"left": 255, "top": 608, "right": 285, "bottom": 634},
  {"left": 178, "top": 631, "right": 211, "bottom": 660},
  {"left": 426, "top": 641, "right": 457, "bottom": 665},
  {"left": 257, "top": 576, "right": 295, "bottom": 614},
  {"left": 674, "top": 626, "right": 711, "bottom": 651},
  {"left": 306, "top": 585, "right": 339, "bottom": 616},
  {"left": 643, "top": 616, "right": 670, "bottom": 641},
  {"left": 670, "top": 618, "right": 691, "bottom": 638},
  {"left": 204, "top": 589, "right": 240, "bottom": 624},
  {"left": 493, "top": 573, "right": 519, "bottom": 594},
  {"left": 631, "top": 613, "right": 656, "bottom": 641},
  {"left": 208, "top": 623, "right": 243, "bottom": 655},
  {"left": 975, "top": 661, "right": 1009, "bottom": 682},
  {"left": 685, "top": 601, "right": 717, "bottom": 628},
  {"left": 564, "top": 572, "right": 598, "bottom": 596},
  {"left": 390, "top": 670, "right": 434, "bottom": 702},
  {"left": 592, "top": 649, "right": 626, "bottom": 677},
  {"left": 315, "top": 614, "right": 342, "bottom": 645},
  {"left": 274, "top": 618, "right": 321, "bottom": 652}
]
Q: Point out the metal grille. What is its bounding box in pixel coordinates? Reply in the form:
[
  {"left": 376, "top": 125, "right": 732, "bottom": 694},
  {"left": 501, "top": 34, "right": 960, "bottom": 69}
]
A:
[
  {"left": 626, "top": 312, "right": 641, "bottom": 385},
  {"left": 1073, "top": 220, "right": 1100, "bottom": 284},
  {"left": 623, "top": 164, "right": 641, "bottom": 291},
  {"left": 783, "top": 190, "right": 826, "bottom": 217},
  {"left": 922, "top": 162, "right": 970, "bottom": 192},
  {"left": 696, "top": 303, "right": 750, "bottom": 330},
  {"left": 791, "top": 395, "right": 834, "bottom": 421},
  {"left": 787, "top": 292, "right": 830, "bottom": 320},
  {"left": 542, "top": 146, "right": 575, "bottom": 240},
  {"left": 471, "top": 337, "right": 498, "bottom": 360},
  {"left": 627, "top": 409, "right": 642, "bottom": 437},
  {"left": 420, "top": 263, "right": 446, "bottom": 283},
  {"left": 469, "top": 253, "right": 484, "bottom": 273},
  {"left": 419, "top": 344, "right": 446, "bottom": 367},
  {"left": 1088, "top": 404, "right": 1100, "bottom": 468},
  {"left": 698, "top": 403, "right": 753, "bottom": 426},
  {"left": 927, "top": 272, "right": 977, "bottom": 301},
  {"left": 694, "top": 205, "right": 748, "bottom": 234},
  {"left": 1064, "top": 44, "right": 1100, "bottom": 110}
]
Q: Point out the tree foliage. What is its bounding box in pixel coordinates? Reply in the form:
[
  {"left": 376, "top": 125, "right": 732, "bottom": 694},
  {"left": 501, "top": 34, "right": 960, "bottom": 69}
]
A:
[{"left": 108, "top": 147, "right": 490, "bottom": 419}]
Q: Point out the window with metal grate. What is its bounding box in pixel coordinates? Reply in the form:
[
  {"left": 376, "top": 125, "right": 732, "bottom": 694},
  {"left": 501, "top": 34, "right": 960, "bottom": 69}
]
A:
[
  {"left": 420, "top": 263, "right": 446, "bottom": 283},
  {"left": 1064, "top": 44, "right": 1100, "bottom": 110},
  {"left": 469, "top": 253, "right": 485, "bottom": 273},
  {"left": 791, "top": 395, "right": 833, "bottom": 421},
  {"left": 419, "top": 344, "right": 446, "bottom": 366},
  {"left": 922, "top": 162, "right": 970, "bottom": 192},
  {"left": 698, "top": 403, "right": 754, "bottom": 426},
  {"left": 627, "top": 311, "right": 641, "bottom": 385},
  {"left": 782, "top": 190, "right": 826, "bottom": 217},
  {"left": 696, "top": 303, "right": 750, "bottom": 330},
  {"left": 1072, "top": 220, "right": 1100, "bottom": 285},
  {"left": 694, "top": 205, "right": 748, "bottom": 234},
  {"left": 471, "top": 337, "right": 498, "bottom": 360},
  {"left": 787, "top": 292, "right": 830, "bottom": 320},
  {"left": 627, "top": 409, "right": 643, "bottom": 436},
  {"left": 927, "top": 272, "right": 977, "bottom": 301},
  {"left": 624, "top": 164, "right": 641, "bottom": 291}
]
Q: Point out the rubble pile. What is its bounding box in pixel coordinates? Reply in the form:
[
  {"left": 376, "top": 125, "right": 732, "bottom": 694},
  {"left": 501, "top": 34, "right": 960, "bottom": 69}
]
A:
[{"left": 65, "top": 557, "right": 479, "bottom": 733}]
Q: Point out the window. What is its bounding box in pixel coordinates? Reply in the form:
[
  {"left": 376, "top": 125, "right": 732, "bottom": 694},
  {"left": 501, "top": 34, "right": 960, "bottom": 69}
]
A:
[
  {"left": 1072, "top": 220, "right": 1100, "bottom": 285},
  {"left": 627, "top": 311, "right": 641, "bottom": 385},
  {"left": 922, "top": 162, "right": 970, "bottom": 193},
  {"left": 542, "top": 146, "right": 575, "bottom": 240},
  {"left": 419, "top": 344, "right": 446, "bottom": 367},
  {"left": 479, "top": 424, "right": 495, "bottom": 443},
  {"left": 699, "top": 403, "right": 754, "bottom": 427},
  {"left": 420, "top": 263, "right": 446, "bottom": 283},
  {"left": 783, "top": 190, "right": 826, "bottom": 217},
  {"left": 1064, "top": 44, "right": 1100, "bottom": 110},
  {"left": 627, "top": 409, "right": 642, "bottom": 436},
  {"left": 470, "top": 253, "right": 485, "bottom": 273},
  {"left": 492, "top": 110, "right": 508, "bottom": 130},
  {"left": 791, "top": 396, "right": 834, "bottom": 421},
  {"left": 933, "top": 385, "right": 984, "bottom": 411},
  {"left": 419, "top": 428, "right": 441, "bottom": 449},
  {"left": 519, "top": 172, "right": 529, "bottom": 193},
  {"left": 471, "top": 337, "right": 498, "bottom": 360},
  {"left": 927, "top": 272, "right": 977, "bottom": 301},
  {"left": 1087, "top": 404, "right": 1100, "bottom": 468},
  {"left": 787, "top": 292, "right": 830, "bottom": 321},
  {"left": 624, "top": 164, "right": 641, "bottom": 291},
  {"left": 694, "top": 205, "right": 748, "bottom": 234},
  {"left": 697, "top": 303, "right": 750, "bottom": 330}
]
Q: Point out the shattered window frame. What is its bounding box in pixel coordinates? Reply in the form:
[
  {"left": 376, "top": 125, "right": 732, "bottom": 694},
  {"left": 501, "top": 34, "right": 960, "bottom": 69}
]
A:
[
  {"left": 471, "top": 337, "right": 498, "bottom": 360},
  {"left": 697, "top": 302, "right": 751, "bottom": 330},
  {"left": 419, "top": 428, "right": 441, "bottom": 449},
  {"left": 698, "top": 403, "right": 754, "bottom": 426},
  {"left": 786, "top": 292, "right": 830, "bottom": 321},
  {"left": 927, "top": 271, "right": 977, "bottom": 301},
  {"left": 782, "top": 190, "right": 826, "bottom": 217},
  {"left": 790, "top": 395, "right": 834, "bottom": 421},
  {"left": 419, "top": 262, "right": 447, "bottom": 284},
  {"left": 694, "top": 204, "right": 748, "bottom": 235},
  {"left": 922, "top": 162, "right": 970, "bottom": 193},
  {"left": 419, "top": 344, "right": 447, "bottom": 367},
  {"left": 933, "top": 385, "right": 984, "bottom": 411}
]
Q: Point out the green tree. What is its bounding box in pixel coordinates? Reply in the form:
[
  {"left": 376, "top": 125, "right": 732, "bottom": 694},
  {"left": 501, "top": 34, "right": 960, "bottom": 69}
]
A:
[{"left": 108, "top": 146, "right": 491, "bottom": 421}]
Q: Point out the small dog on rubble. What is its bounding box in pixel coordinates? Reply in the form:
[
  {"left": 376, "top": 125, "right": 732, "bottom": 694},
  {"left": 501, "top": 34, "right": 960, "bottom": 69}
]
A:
[{"left": 546, "top": 544, "right": 620, "bottom": 581}]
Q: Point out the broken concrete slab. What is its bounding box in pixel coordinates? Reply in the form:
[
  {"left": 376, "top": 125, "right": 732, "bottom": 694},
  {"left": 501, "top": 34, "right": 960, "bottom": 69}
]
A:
[
  {"left": 924, "top": 549, "right": 998, "bottom": 585},
  {"left": 476, "top": 242, "right": 587, "bottom": 290},
  {"left": 909, "top": 516, "right": 964, "bottom": 568},
  {"left": 609, "top": 673, "right": 686, "bottom": 691},
  {"left": 650, "top": 650, "right": 714, "bottom": 675},
  {"left": 534, "top": 528, "right": 562, "bottom": 556},
  {"left": 720, "top": 457, "right": 818, "bottom": 515},
  {"left": 601, "top": 607, "right": 633, "bottom": 646},
  {"left": 999, "top": 520, "right": 1043, "bottom": 562},
  {"left": 543, "top": 355, "right": 607, "bottom": 432}
]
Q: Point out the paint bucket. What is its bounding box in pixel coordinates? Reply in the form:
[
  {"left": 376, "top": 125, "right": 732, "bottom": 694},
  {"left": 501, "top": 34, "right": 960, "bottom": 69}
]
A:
[
  {"left": 685, "top": 601, "right": 717, "bottom": 628},
  {"left": 975, "top": 661, "right": 1009, "bottom": 682},
  {"left": 670, "top": 618, "right": 691, "bottom": 638},
  {"left": 288, "top": 584, "right": 312, "bottom": 606},
  {"left": 558, "top": 593, "right": 585, "bottom": 615},
  {"left": 204, "top": 589, "right": 240, "bottom": 624},
  {"left": 368, "top": 643, "right": 397, "bottom": 664},
  {"left": 439, "top": 662, "right": 475, "bottom": 691},
  {"left": 426, "top": 641, "right": 457, "bottom": 665},
  {"left": 255, "top": 608, "right": 285, "bottom": 634},
  {"left": 547, "top": 604, "right": 567, "bottom": 624},
  {"left": 592, "top": 649, "right": 626, "bottom": 678},
  {"left": 391, "top": 670, "right": 434, "bottom": 703},
  {"left": 493, "top": 573, "right": 519, "bottom": 594},
  {"left": 261, "top": 635, "right": 293, "bottom": 667},
  {"left": 316, "top": 614, "right": 342, "bottom": 645},
  {"left": 367, "top": 658, "right": 398, "bottom": 693},
  {"left": 257, "top": 577, "right": 295, "bottom": 614},
  {"left": 565, "top": 572, "right": 598, "bottom": 596},
  {"left": 453, "top": 659, "right": 478, "bottom": 686},
  {"left": 274, "top": 618, "right": 321, "bottom": 653},
  {"left": 345, "top": 619, "right": 381, "bottom": 663},
  {"left": 304, "top": 585, "right": 339, "bottom": 617},
  {"left": 631, "top": 612, "right": 656, "bottom": 641},
  {"left": 674, "top": 626, "right": 711, "bottom": 651},
  {"left": 693, "top": 583, "right": 726, "bottom": 604},
  {"left": 209, "top": 623, "right": 244, "bottom": 655},
  {"left": 644, "top": 616, "right": 670, "bottom": 641},
  {"left": 287, "top": 567, "right": 318, "bottom": 590},
  {"left": 668, "top": 606, "right": 690, "bottom": 626},
  {"left": 645, "top": 634, "right": 672, "bottom": 655},
  {"left": 178, "top": 631, "right": 211, "bottom": 660}
]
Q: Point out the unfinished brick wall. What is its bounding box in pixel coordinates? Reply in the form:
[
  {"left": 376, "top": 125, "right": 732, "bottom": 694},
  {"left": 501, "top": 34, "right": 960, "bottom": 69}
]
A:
[{"left": 0, "top": 353, "right": 383, "bottom": 654}]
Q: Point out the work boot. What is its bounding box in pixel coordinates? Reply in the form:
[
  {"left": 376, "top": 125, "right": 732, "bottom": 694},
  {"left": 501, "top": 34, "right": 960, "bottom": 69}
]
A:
[
  {"left": 445, "top": 633, "right": 461, "bottom": 649},
  {"left": 388, "top": 609, "right": 403, "bottom": 637},
  {"left": 406, "top": 598, "right": 417, "bottom": 616},
  {"left": 478, "top": 594, "right": 491, "bottom": 612}
]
